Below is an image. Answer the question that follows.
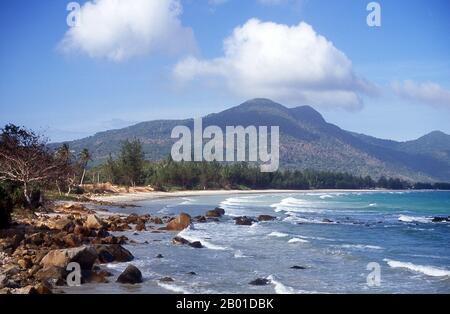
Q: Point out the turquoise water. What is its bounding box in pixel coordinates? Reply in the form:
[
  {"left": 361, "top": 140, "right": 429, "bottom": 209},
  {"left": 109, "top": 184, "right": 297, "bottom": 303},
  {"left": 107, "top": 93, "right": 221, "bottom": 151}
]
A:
[{"left": 69, "top": 191, "right": 450, "bottom": 294}]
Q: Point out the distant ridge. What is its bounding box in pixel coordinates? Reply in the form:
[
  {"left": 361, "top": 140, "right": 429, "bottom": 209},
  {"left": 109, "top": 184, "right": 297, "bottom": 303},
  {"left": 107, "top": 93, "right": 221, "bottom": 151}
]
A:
[{"left": 54, "top": 99, "right": 450, "bottom": 182}]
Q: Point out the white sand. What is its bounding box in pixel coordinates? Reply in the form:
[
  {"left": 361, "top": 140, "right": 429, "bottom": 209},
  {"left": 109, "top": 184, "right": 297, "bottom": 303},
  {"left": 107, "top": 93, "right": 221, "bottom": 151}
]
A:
[{"left": 91, "top": 189, "right": 382, "bottom": 203}]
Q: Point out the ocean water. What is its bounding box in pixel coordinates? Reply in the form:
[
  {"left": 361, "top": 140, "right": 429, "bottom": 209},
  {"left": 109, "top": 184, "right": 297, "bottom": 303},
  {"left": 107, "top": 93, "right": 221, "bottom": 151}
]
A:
[{"left": 66, "top": 191, "right": 450, "bottom": 294}]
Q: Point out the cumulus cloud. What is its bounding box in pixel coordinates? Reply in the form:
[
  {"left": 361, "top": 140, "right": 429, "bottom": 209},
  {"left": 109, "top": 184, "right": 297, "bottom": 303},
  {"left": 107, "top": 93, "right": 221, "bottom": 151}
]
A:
[
  {"left": 59, "top": 0, "right": 196, "bottom": 62},
  {"left": 392, "top": 80, "right": 450, "bottom": 109},
  {"left": 173, "top": 19, "right": 375, "bottom": 110}
]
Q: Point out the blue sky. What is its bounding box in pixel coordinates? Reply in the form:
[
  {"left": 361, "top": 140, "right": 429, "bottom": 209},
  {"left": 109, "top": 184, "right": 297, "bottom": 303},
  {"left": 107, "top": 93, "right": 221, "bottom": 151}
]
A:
[{"left": 0, "top": 0, "right": 449, "bottom": 142}]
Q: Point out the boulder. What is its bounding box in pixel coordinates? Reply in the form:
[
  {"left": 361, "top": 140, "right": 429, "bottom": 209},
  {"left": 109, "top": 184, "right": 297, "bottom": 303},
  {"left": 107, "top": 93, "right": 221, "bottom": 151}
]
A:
[
  {"left": 40, "top": 246, "right": 98, "bottom": 270},
  {"left": 94, "top": 244, "right": 134, "bottom": 263},
  {"left": 206, "top": 208, "right": 225, "bottom": 218},
  {"left": 85, "top": 215, "right": 106, "bottom": 230},
  {"left": 159, "top": 277, "right": 174, "bottom": 282},
  {"left": 165, "top": 213, "right": 191, "bottom": 231},
  {"left": 48, "top": 218, "right": 74, "bottom": 231},
  {"left": 234, "top": 216, "right": 255, "bottom": 226},
  {"left": 116, "top": 265, "right": 142, "bottom": 284},
  {"left": 257, "top": 215, "right": 276, "bottom": 222},
  {"left": 35, "top": 266, "right": 66, "bottom": 285},
  {"left": 249, "top": 278, "right": 270, "bottom": 286}
]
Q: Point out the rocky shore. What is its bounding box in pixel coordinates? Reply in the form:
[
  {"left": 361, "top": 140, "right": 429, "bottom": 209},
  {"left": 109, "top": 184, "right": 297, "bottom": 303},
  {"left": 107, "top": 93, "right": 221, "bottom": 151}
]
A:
[
  {"left": 1, "top": 195, "right": 275, "bottom": 294},
  {"left": 0, "top": 201, "right": 176, "bottom": 294}
]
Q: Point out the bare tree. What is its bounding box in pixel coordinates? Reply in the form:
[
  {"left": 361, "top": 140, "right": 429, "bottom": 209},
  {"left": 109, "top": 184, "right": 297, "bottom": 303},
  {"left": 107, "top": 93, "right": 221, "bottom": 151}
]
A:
[{"left": 0, "top": 124, "right": 66, "bottom": 206}]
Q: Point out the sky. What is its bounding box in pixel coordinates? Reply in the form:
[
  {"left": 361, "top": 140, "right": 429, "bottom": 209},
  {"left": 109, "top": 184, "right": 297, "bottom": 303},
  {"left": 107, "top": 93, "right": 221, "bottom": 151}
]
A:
[{"left": 0, "top": 0, "right": 449, "bottom": 142}]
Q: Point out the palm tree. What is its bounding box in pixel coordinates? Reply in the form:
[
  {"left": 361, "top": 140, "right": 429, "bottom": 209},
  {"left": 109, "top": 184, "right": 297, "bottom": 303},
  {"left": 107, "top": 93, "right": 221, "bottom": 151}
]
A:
[{"left": 79, "top": 148, "right": 92, "bottom": 186}]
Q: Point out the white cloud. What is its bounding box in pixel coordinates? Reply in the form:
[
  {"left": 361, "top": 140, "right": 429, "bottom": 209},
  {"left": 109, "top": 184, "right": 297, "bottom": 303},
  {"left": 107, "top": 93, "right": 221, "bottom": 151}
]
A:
[
  {"left": 174, "top": 19, "right": 375, "bottom": 110},
  {"left": 392, "top": 80, "right": 450, "bottom": 109},
  {"left": 59, "top": 0, "right": 196, "bottom": 62}
]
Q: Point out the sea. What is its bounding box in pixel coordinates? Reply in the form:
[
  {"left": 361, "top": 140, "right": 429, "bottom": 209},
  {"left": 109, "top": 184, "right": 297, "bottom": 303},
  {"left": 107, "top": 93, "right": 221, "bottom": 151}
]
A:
[{"left": 64, "top": 191, "right": 450, "bottom": 294}]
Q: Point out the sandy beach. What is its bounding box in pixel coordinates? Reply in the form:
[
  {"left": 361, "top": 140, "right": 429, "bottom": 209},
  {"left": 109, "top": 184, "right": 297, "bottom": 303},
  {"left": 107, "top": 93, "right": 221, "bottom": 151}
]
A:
[{"left": 91, "top": 189, "right": 382, "bottom": 203}]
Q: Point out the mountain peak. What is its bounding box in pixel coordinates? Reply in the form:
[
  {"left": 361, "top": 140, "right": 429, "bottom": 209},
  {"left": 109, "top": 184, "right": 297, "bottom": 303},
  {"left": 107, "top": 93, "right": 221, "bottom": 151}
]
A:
[{"left": 289, "top": 105, "right": 326, "bottom": 125}]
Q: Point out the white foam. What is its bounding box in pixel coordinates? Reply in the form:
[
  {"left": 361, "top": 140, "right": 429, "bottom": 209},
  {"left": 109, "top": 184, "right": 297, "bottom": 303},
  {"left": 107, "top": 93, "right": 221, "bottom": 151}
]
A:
[
  {"left": 158, "top": 282, "right": 191, "bottom": 294},
  {"left": 319, "top": 194, "right": 334, "bottom": 199},
  {"left": 369, "top": 203, "right": 377, "bottom": 207},
  {"left": 270, "top": 197, "right": 322, "bottom": 213},
  {"left": 341, "top": 244, "right": 383, "bottom": 250},
  {"left": 288, "top": 238, "right": 309, "bottom": 244},
  {"left": 234, "top": 250, "right": 249, "bottom": 258},
  {"left": 268, "top": 231, "right": 289, "bottom": 238},
  {"left": 267, "top": 275, "right": 296, "bottom": 294},
  {"left": 398, "top": 215, "right": 430, "bottom": 224},
  {"left": 178, "top": 227, "right": 228, "bottom": 251},
  {"left": 384, "top": 259, "right": 450, "bottom": 277}
]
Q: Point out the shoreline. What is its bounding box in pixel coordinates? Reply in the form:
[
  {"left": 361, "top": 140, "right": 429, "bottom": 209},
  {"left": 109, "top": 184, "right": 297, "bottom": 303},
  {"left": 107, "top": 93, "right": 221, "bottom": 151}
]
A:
[{"left": 90, "top": 188, "right": 389, "bottom": 203}]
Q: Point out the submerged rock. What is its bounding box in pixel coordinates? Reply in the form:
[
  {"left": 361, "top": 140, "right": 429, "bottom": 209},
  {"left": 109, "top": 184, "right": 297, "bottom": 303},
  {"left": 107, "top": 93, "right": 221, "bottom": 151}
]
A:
[
  {"left": 249, "top": 278, "right": 270, "bottom": 286},
  {"left": 290, "top": 265, "right": 307, "bottom": 270},
  {"left": 257, "top": 215, "right": 276, "bottom": 222},
  {"left": 116, "top": 265, "right": 142, "bottom": 284},
  {"left": 432, "top": 216, "right": 450, "bottom": 223},
  {"left": 172, "top": 236, "right": 203, "bottom": 248},
  {"left": 234, "top": 216, "right": 255, "bottom": 226},
  {"left": 159, "top": 277, "right": 174, "bottom": 283},
  {"left": 206, "top": 208, "right": 225, "bottom": 218}
]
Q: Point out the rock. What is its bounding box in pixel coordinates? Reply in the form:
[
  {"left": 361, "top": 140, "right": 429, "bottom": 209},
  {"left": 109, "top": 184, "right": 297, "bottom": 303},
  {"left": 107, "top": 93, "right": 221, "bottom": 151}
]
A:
[
  {"left": 290, "top": 265, "right": 307, "bottom": 270},
  {"left": 172, "top": 236, "right": 190, "bottom": 245},
  {"left": 94, "top": 244, "right": 134, "bottom": 263},
  {"left": 257, "top": 215, "right": 276, "bottom": 222},
  {"left": 322, "top": 218, "right": 334, "bottom": 223},
  {"left": 135, "top": 222, "right": 146, "bottom": 231},
  {"left": 187, "top": 272, "right": 197, "bottom": 276},
  {"left": 156, "top": 254, "right": 164, "bottom": 259},
  {"left": 85, "top": 215, "right": 106, "bottom": 230},
  {"left": 62, "top": 234, "right": 80, "bottom": 248},
  {"left": 17, "top": 258, "right": 32, "bottom": 269},
  {"left": 234, "top": 216, "right": 255, "bottom": 226},
  {"left": 151, "top": 217, "right": 163, "bottom": 225},
  {"left": 14, "top": 285, "right": 38, "bottom": 294},
  {"left": 35, "top": 266, "right": 66, "bottom": 284},
  {"left": 126, "top": 214, "right": 140, "bottom": 224},
  {"left": 83, "top": 270, "right": 109, "bottom": 284},
  {"left": 63, "top": 203, "right": 88, "bottom": 212},
  {"left": 116, "top": 265, "right": 142, "bottom": 284},
  {"left": 165, "top": 213, "right": 192, "bottom": 231},
  {"left": 34, "top": 281, "right": 53, "bottom": 294},
  {"left": 159, "top": 277, "right": 174, "bottom": 282},
  {"left": 432, "top": 216, "right": 450, "bottom": 223},
  {"left": 249, "top": 278, "right": 269, "bottom": 286},
  {"left": 189, "top": 241, "right": 203, "bottom": 249},
  {"left": 74, "top": 225, "right": 90, "bottom": 237},
  {"left": 48, "top": 218, "right": 74, "bottom": 231},
  {"left": 206, "top": 208, "right": 225, "bottom": 218},
  {"left": 40, "top": 246, "right": 98, "bottom": 270},
  {"left": 196, "top": 216, "right": 207, "bottom": 223}
]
